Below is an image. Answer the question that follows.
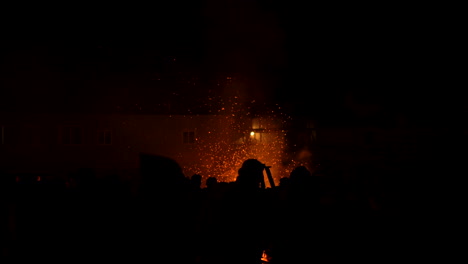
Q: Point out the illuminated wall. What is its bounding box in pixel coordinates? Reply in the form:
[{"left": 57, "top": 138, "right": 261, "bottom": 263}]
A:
[{"left": 0, "top": 112, "right": 298, "bottom": 186}]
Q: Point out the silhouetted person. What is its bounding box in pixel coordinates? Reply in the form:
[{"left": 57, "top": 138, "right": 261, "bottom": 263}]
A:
[
  {"left": 211, "top": 159, "right": 272, "bottom": 264},
  {"left": 279, "top": 176, "right": 290, "bottom": 188},
  {"left": 205, "top": 176, "right": 217, "bottom": 189},
  {"left": 187, "top": 173, "right": 203, "bottom": 218},
  {"left": 186, "top": 173, "right": 205, "bottom": 261},
  {"left": 269, "top": 165, "right": 322, "bottom": 264},
  {"left": 190, "top": 174, "right": 202, "bottom": 190},
  {"left": 129, "top": 153, "right": 194, "bottom": 263}
]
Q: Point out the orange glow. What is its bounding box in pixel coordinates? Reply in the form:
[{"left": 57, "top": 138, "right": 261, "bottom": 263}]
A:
[
  {"left": 261, "top": 250, "right": 271, "bottom": 262},
  {"left": 182, "top": 115, "right": 307, "bottom": 186},
  {"left": 179, "top": 95, "right": 312, "bottom": 187}
]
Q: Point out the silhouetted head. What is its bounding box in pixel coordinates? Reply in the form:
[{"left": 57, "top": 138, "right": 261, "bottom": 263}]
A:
[
  {"left": 190, "top": 174, "right": 202, "bottom": 187},
  {"left": 206, "top": 177, "right": 218, "bottom": 189},
  {"left": 289, "top": 165, "right": 312, "bottom": 187},
  {"left": 236, "top": 159, "right": 265, "bottom": 189},
  {"left": 139, "top": 153, "right": 185, "bottom": 191},
  {"left": 279, "top": 176, "right": 290, "bottom": 187}
]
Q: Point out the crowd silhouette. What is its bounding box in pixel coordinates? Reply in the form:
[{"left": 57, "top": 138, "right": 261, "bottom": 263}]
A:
[{"left": 1, "top": 154, "right": 413, "bottom": 263}]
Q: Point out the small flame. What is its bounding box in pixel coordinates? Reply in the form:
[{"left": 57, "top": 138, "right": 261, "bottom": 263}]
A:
[{"left": 261, "top": 250, "right": 271, "bottom": 262}]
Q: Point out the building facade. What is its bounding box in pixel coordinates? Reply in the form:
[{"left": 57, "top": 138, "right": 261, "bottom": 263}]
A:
[{"left": 0, "top": 112, "right": 293, "bottom": 186}]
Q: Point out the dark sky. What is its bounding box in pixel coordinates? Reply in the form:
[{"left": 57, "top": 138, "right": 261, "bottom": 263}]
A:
[{"left": 0, "top": 1, "right": 462, "bottom": 127}]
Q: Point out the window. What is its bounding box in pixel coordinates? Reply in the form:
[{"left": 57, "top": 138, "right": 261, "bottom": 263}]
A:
[
  {"left": 62, "top": 126, "right": 82, "bottom": 145},
  {"left": 97, "top": 129, "right": 112, "bottom": 145},
  {"left": 183, "top": 131, "right": 195, "bottom": 144}
]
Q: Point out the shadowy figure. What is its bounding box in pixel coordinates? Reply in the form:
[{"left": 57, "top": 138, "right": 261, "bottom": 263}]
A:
[
  {"left": 190, "top": 174, "right": 202, "bottom": 190},
  {"left": 129, "top": 153, "right": 194, "bottom": 263},
  {"left": 269, "top": 165, "right": 321, "bottom": 264},
  {"left": 206, "top": 159, "right": 272, "bottom": 264},
  {"left": 186, "top": 173, "right": 204, "bottom": 262}
]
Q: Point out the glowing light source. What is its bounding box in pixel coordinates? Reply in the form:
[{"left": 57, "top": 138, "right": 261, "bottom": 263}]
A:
[
  {"left": 250, "top": 131, "right": 255, "bottom": 137},
  {"left": 261, "top": 250, "right": 271, "bottom": 262}
]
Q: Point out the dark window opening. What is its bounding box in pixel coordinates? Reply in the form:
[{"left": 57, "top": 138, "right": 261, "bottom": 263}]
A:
[
  {"left": 62, "top": 126, "right": 82, "bottom": 145},
  {"left": 183, "top": 131, "right": 195, "bottom": 144},
  {"left": 98, "top": 130, "right": 112, "bottom": 145}
]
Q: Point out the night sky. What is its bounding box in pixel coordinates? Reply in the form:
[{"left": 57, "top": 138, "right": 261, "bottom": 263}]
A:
[{"left": 0, "top": 1, "right": 462, "bottom": 128}]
